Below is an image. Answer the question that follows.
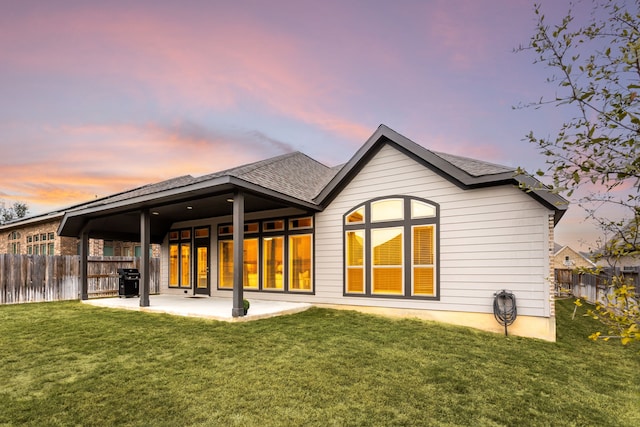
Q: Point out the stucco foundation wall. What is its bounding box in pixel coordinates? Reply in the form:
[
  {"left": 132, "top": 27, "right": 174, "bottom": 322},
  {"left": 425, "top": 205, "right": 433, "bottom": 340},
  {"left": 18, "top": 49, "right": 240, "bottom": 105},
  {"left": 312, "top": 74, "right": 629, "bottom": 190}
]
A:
[{"left": 315, "top": 304, "right": 556, "bottom": 341}]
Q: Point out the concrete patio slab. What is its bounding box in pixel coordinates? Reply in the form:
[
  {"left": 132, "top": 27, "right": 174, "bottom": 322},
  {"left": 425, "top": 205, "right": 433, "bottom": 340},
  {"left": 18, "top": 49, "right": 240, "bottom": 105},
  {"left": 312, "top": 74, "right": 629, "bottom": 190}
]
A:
[{"left": 82, "top": 295, "right": 312, "bottom": 322}]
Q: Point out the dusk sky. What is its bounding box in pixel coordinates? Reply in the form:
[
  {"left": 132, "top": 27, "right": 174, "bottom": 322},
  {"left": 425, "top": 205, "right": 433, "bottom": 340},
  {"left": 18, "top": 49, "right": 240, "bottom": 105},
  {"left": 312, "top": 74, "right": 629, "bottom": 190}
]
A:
[{"left": 0, "top": 0, "right": 620, "bottom": 251}]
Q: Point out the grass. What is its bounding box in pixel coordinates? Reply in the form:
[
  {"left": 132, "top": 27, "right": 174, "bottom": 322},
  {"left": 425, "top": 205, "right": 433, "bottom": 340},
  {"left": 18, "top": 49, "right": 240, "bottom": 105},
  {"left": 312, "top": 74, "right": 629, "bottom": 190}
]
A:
[{"left": 0, "top": 299, "right": 638, "bottom": 426}]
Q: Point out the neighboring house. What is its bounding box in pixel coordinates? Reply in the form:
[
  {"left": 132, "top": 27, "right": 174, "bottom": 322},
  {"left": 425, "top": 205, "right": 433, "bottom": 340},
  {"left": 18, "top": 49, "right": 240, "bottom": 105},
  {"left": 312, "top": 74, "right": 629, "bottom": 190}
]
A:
[
  {"left": 0, "top": 201, "right": 160, "bottom": 257},
  {"left": 589, "top": 223, "right": 640, "bottom": 269},
  {"left": 553, "top": 243, "right": 596, "bottom": 270},
  {"left": 594, "top": 250, "right": 640, "bottom": 270},
  {"left": 57, "top": 125, "right": 567, "bottom": 341},
  {"left": 553, "top": 243, "right": 638, "bottom": 304},
  {"left": 0, "top": 211, "right": 83, "bottom": 255},
  {"left": 553, "top": 243, "right": 597, "bottom": 299}
]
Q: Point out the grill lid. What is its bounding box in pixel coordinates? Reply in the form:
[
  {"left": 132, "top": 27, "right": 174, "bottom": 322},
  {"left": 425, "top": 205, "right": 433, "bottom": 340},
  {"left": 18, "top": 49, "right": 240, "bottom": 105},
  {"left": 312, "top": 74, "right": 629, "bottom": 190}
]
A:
[{"left": 117, "top": 268, "right": 140, "bottom": 278}]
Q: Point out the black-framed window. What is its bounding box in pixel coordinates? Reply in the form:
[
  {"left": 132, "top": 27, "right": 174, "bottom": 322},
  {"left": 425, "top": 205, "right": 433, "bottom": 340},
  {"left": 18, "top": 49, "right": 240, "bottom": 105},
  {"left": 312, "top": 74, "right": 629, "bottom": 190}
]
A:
[
  {"left": 218, "top": 216, "right": 314, "bottom": 293},
  {"left": 168, "top": 229, "right": 192, "bottom": 288},
  {"left": 344, "top": 196, "right": 439, "bottom": 299}
]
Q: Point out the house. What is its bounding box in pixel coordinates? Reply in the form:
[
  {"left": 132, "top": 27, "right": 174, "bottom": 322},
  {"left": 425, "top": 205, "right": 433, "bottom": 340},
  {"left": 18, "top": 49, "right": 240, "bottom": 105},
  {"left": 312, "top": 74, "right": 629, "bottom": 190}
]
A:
[
  {"left": 594, "top": 243, "right": 640, "bottom": 270},
  {"left": 0, "top": 211, "right": 76, "bottom": 255},
  {"left": 57, "top": 125, "right": 567, "bottom": 340},
  {"left": 553, "top": 243, "right": 596, "bottom": 270},
  {"left": 0, "top": 196, "right": 162, "bottom": 257},
  {"left": 553, "top": 243, "right": 597, "bottom": 298}
]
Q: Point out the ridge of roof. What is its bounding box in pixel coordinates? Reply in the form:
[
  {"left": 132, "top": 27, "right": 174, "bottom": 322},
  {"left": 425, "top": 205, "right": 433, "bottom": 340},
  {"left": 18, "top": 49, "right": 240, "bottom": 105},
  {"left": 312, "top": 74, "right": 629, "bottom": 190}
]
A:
[{"left": 230, "top": 151, "right": 335, "bottom": 202}]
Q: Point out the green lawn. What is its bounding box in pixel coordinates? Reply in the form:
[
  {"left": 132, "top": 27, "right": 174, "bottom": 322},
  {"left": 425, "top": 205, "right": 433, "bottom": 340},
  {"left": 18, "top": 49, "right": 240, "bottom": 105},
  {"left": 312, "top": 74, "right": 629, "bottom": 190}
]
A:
[{"left": 0, "top": 299, "right": 638, "bottom": 426}]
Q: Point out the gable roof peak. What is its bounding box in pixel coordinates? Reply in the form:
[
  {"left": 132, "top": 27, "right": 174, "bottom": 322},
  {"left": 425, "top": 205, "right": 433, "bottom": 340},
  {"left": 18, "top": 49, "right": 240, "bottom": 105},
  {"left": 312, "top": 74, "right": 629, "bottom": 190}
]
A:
[{"left": 316, "top": 124, "right": 567, "bottom": 223}]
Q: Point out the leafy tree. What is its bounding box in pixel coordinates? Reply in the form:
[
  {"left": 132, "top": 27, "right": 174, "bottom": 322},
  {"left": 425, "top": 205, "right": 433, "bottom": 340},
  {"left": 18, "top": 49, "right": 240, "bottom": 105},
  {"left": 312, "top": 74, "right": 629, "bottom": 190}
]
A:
[
  {"left": 0, "top": 201, "right": 29, "bottom": 225},
  {"left": 518, "top": 0, "right": 639, "bottom": 344}
]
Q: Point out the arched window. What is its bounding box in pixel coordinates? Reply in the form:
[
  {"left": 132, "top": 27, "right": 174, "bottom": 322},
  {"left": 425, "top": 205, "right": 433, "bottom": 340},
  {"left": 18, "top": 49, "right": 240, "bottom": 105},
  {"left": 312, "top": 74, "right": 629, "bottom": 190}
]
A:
[{"left": 344, "top": 196, "right": 439, "bottom": 299}]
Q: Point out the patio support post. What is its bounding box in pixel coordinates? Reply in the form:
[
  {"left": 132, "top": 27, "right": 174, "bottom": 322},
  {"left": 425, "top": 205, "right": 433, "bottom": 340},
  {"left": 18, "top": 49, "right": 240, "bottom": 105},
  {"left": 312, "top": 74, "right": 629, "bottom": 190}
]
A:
[
  {"left": 140, "top": 208, "right": 151, "bottom": 307},
  {"left": 79, "top": 228, "right": 89, "bottom": 300},
  {"left": 232, "top": 190, "right": 245, "bottom": 317}
]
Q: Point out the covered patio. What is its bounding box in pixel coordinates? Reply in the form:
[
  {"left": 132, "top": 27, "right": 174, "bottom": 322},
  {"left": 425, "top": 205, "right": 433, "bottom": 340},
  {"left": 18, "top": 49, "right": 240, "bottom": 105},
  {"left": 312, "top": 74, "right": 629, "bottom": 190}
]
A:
[
  {"left": 57, "top": 152, "right": 335, "bottom": 317},
  {"left": 83, "top": 295, "right": 312, "bottom": 322}
]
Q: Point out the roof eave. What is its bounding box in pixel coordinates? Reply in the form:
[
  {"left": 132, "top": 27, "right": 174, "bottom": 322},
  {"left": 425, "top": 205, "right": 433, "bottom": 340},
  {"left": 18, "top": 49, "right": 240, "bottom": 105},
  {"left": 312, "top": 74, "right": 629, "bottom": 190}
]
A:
[
  {"left": 58, "top": 175, "right": 321, "bottom": 237},
  {"left": 513, "top": 174, "right": 569, "bottom": 224}
]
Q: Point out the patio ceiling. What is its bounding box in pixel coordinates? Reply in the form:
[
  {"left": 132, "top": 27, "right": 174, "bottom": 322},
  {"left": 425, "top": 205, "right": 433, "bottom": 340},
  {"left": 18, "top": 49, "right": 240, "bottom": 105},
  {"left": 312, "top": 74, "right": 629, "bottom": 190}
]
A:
[{"left": 58, "top": 178, "right": 319, "bottom": 243}]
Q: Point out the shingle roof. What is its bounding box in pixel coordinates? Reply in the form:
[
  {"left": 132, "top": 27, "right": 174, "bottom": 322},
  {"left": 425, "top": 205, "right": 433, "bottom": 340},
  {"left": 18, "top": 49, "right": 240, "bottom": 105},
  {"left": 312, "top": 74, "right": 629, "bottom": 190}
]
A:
[
  {"left": 431, "top": 151, "right": 515, "bottom": 177},
  {"left": 8, "top": 124, "right": 568, "bottom": 234},
  {"left": 195, "top": 151, "right": 337, "bottom": 202},
  {"left": 78, "top": 175, "right": 196, "bottom": 210},
  {"left": 76, "top": 143, "right": 525, "bottom": 210},
  {"left": 554, "top": 242, "right": 564, "bottom": 254},
  {"left": 48, "top": 151, "right": 337, "bottom": 216}
]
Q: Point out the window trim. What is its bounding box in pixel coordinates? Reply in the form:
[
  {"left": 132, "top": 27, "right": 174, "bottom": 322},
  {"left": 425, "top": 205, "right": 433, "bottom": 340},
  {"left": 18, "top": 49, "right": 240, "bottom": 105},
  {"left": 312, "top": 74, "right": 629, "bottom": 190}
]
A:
[
  {"left": 217, "top": 215, "right": 315, "bottom": 294},
  {"left": 168, "top": 227, "right": 192, "bottom": 288},
  {"left": 262, "top": 235, "right": 285, "bottom": 291},
  {"left": 288, "top": 233, "right": 313, "bottom": 293},
  {"left": 371, "top": 226, "right": 404, "bottom": 296},
  {"left": 411, "top": 224, "right": 436, "bottom": 297},
  {"left": 343, "top": 196, "right": 439, "bottom": 300},
  {"left": 345, "top": 206, "right": 366, "bottom": 225},
  {"left": 289, "top": 216, "right": 313, "bottom": 230},
  {"left": 371, "top": 198, "right": 404, "bottom": 223},
  {"left": 345, "top": 230, "right": 365, "bottom": 294}
]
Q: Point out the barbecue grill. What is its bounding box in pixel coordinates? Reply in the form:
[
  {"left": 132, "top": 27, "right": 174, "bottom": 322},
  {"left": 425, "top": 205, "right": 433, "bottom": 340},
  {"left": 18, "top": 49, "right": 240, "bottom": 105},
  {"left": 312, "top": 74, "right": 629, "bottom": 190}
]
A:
[{"left": 117, "top": 268, "right": 140, "bottom": 297}]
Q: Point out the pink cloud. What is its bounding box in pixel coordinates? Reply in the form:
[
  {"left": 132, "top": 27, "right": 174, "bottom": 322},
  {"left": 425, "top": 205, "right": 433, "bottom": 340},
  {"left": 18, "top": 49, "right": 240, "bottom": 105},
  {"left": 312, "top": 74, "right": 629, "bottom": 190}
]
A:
[
  {"left": 0, "top": 120, "right": 280, "bottom": 212},
  {"left": 420, "top": 1, "right": 493, "bottom": 71},
  {"left": 0, "top": 162, "right": 143, "bottom": 210},
  {"left": 1, "top": 3, "right": 370, "bottom": 143}
]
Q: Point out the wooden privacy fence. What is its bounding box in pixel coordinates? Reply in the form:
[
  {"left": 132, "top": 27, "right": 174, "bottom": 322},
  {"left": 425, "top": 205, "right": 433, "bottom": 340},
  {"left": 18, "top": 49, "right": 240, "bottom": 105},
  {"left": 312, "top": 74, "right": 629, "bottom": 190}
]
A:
[
  {"left": 555, "top": 267, "right": 639, "bottom": 304},
  {"left": 0, "top": 255, "right": 160, "bottom": 304}
]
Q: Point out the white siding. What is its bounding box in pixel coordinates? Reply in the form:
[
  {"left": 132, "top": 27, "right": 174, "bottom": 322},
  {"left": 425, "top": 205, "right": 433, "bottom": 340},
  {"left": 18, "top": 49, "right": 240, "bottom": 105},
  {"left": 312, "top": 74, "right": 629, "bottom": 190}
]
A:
[
  {"left": 314, "top": 144, "right": 553, "bottom": 317},
  {"left": 157, "top": 144, "right": 554, "bottom": 319}
]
